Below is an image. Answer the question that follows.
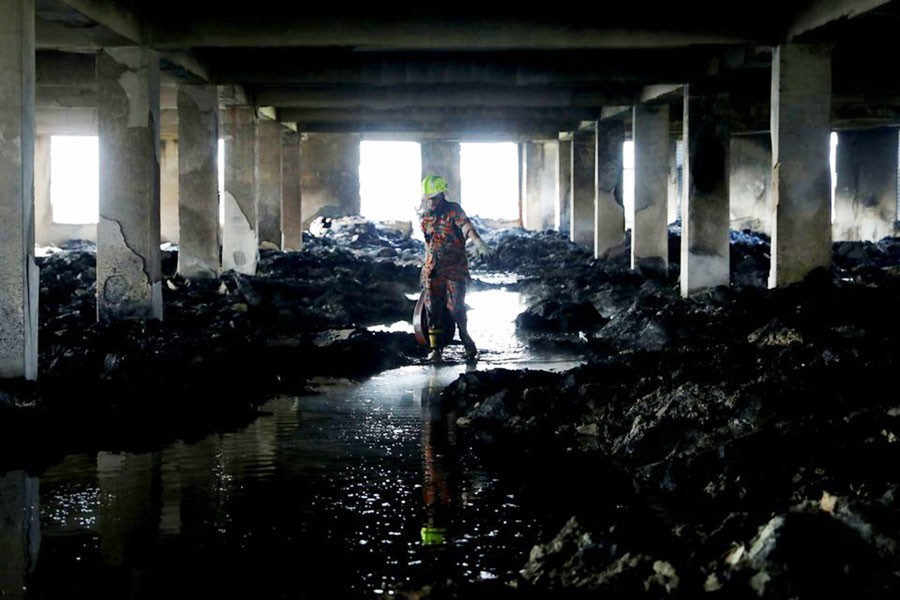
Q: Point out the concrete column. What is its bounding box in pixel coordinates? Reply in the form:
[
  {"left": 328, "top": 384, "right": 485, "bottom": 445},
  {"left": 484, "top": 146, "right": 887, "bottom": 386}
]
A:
[
  {"left": 281, "top": 129, "right": 303, "bottom": 250},
  {"left": 770, "top": 44, "right": 832, "bottom": 288},
  {"left": 667, "top": 139, "right": 681, "bottom": 225},
  {"left": 833, "top": 128, "right": 898, "bottom": 242},
  {"left": 523, "top": 141, "right": 540, "bottom": 230},
  {"left": 177, "top": 84, "right": 220, "bottom": 278},
  {"left": 632, "top": 103, "right": 670, "bottom": 274},
  {"left": 421, "top": 141, "right": 461, "bottom": 204},
  {"left": 541, "top": 141, "right": 558, "bottom": 229},
  {"left": 222, "top": 106, "right": 258, "bottom": 274},
  {"left": 557, "top": 133, "right": 572, "bottom": 234},
  {"left": 159, "top": 139, "right": 179, "bottom": 244},
  {"left": 681, "top": 84, "right": 731, "bottom": 297},
  {"left": 522, "top": 141, "right": 556, "bottom": 231},
  {"left": 571, "top": 125, "right": 596, "bottom": 248},
  {"left": 256, "top": 118, "right": 282, "bottom": 249},
  {"left": 730, "top": 133, "right": 772, "bottom": 235},
  {"left": 97, "top": 47, "right": 162, "bottom": 321},
  {"left": 595, "top": 119, "right": 625, "bottom": 257},
  {"left": 300, "top": 133, "right": 361, "bottom": 229},
  {"left": 0, "top": 471, "right": 40, "bottom": 599},
  {"left": 0, "top": 0, "right": 37, "bottom": 379}
]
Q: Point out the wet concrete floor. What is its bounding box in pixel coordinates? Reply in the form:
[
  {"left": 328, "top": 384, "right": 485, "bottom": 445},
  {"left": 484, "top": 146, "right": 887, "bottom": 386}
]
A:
[{"left": 0, "top": 289, "right": 584, "bottom": 599}]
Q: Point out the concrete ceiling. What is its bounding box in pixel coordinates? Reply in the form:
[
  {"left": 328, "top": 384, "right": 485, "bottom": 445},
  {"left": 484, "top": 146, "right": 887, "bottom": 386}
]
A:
[{"left": 32, "top": 0, "right": 900, "bottom": 140}]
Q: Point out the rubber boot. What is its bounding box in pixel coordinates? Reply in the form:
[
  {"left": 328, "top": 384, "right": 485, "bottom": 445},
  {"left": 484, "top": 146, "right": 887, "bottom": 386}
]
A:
[{"left": 428, "top": 329, "right": 443, "bottom": 363}]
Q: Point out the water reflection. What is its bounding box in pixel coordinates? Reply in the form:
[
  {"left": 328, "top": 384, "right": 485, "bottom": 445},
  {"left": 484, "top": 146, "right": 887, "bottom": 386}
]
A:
[
  {"left": 419, "top": 371, "right": 460, "bottom": 548},
  {"left": 0, "top": 288, "right": 585, "bottom": 598}
]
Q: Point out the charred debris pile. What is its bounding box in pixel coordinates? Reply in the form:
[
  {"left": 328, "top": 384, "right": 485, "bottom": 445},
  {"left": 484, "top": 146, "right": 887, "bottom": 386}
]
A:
[{"left": 419, "top": 231, "right": 900, "bottom": 599}]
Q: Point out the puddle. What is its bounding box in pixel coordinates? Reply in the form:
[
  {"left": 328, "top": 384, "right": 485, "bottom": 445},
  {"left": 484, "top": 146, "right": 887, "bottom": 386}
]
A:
[{"left": 1, "top": 288, "right": 585, "bottom": 598}]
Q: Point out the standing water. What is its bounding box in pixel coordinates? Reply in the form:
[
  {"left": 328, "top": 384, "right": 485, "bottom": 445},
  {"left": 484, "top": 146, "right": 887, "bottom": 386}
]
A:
[{"left": 1, "top": 288, "right": 585, "bottom": 599}]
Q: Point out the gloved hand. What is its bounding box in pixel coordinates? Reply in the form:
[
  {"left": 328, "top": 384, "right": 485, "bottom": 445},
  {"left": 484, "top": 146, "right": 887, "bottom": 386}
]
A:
[{"left": 472, "top": 238, "right": 493, "bottom": 260}]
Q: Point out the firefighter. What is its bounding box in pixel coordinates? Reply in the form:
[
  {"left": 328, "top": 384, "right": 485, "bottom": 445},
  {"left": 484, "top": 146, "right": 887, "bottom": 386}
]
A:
[{"left": 417, "top": 174, "right": 492, "bottom": 363}]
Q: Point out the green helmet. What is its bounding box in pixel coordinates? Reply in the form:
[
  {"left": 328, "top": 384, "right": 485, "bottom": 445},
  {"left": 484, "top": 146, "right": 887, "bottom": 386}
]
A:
[
  {"left": 422, "top": 175, "right": 449, "bottom": 198},
  {"left": 421, "top": 525, "right": 447, "bottom": 545}
]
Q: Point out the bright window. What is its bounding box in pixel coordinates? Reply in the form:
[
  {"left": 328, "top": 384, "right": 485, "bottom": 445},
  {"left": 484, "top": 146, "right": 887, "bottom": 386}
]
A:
[
  {"left": 460, "top": 142, "right": 519, "bottom": 220},
  {"left": 359, "top": 140, "right": 422, "bottom": 225},
  {"left": 50, "top": 136, "right": 98, "bottom": 224}
]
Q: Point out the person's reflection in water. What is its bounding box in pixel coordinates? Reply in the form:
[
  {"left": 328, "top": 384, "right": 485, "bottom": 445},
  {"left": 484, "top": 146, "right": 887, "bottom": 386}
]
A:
[{"left": 419, "top": 372, "right": 461, "bottom": 550}]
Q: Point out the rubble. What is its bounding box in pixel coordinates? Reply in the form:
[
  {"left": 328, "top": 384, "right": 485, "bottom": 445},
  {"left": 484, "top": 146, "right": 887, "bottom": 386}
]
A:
[{"left": 5, "top": 216, "right": 900, "bottom": 597}]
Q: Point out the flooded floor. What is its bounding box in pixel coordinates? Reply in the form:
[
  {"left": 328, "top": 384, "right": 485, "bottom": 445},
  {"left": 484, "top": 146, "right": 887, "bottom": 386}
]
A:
[{"left": 1, "top": 288, "right": 585, "bottom": 599}]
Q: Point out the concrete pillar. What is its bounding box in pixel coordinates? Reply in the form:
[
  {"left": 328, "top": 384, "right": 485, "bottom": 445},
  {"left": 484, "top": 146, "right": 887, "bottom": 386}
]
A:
[
  {"left": 522, "top": 141, "right": 556, "bottom": 231},
  {"left": 256, "top": 118, "right": 282, "bottom": 249},
  {"left": 523, "top": 141, "right": 541, "bottom": 230},
  {"left": 770, "top": 44, "right": 832, "bottom": 288},
  {"left": 421, "top": 141, "right": 461, "bottom": 204},
  {"left": 632, "top": 103, "right": 670, "bottom": 274},
  {"left": 681, "top": 84, "right": 731, "bottom": 297},
  {"left": 222, "top": 106, "right": 258, "bottom": 274},
  {"left": 557, "top": 133, "right": 572, "bottom": 234},
  {"left": 541, "top": 141, "right": 558, "bottom": 229},
  {"left": 97, "top": 47, "right": 162, "bottom": 321},
  {"left": 730, "top": 133, "right": 772, "bottom": 235},
  {"left": 281, "top": 129, "right": 303, "bottom": 250},
  {"left": 0, "top": 0, "right": 38, "bottom": 379},
  {"left": 0, "top": 471, "right": 40, "bottom": 599},
  {"left": 667, "top": 139, "right": 681, "bottom": 225},
  {"left": 833, "top": 128, "right": 898, "bottom": 242},
  {"left": 177, "top": 84, "right": 220, "bottom": 278},
  {"left": 159, "top": 139, "right": 179, "bottom": 244},
  {"left": 571, "top": 125, "right": 596, "bottom": 248},
  {"left": 595, "top": 119, "right": 625, "bottom": 257},
  {"left": 300, "top": 133, "right": 361, "bottom": 229}
]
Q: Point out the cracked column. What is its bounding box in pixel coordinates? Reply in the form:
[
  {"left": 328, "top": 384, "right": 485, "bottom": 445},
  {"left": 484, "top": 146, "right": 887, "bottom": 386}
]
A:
[
  {"left": 97, "top": 47, "right": 162, "bottom": 321},
  {"left": 681, "top": 84, "right": 730, "bottom": 297},
  {"left": 596, "top": 119, "right": 625, "bottom": 257},
  {"left": 421, "top": 141, "right": 461, "bottom": 203},
  {"left": 256, "top": 118, "right": 282, "bottom": 249},
  {"left": 632, "top": 103, "right": 670, "bottom": 275},
  {"left": 0, "top": 0, "right": 37, "bottom": 379},
  {"left": 769, "top": 44, "right": 832, "bottom": 288},
  {"left": 177, "top": 84, "right": 220, "bottom": 278},
  {"left": 300, "top": 133, "right": 361, "bottom": 228},
  {"left": 557, "top": 133, "right": 572, "bottom": 234},
  {"left": 281, "top": 129, "right": 302, "bottom": 250},
  {"left": 730, "top": 133, "right": 772, "bottom": 234},
  {"left": 571, "top": 124, "right": 596, "bottom": 249},
  {"left": 222, "top": 106, "right": 258, "bottom": 274},
  {"left": 833, "top": 128, "right": 898, "bottom": 242}
]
